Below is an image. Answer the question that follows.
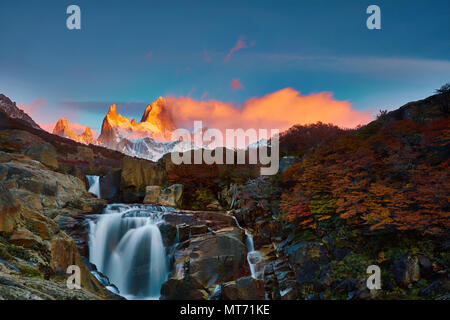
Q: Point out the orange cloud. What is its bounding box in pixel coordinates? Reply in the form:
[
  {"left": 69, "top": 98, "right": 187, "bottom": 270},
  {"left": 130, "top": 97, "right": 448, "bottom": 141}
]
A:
[
  {"left": 165, "top": 88, "right": 371, "bottom": 133},
  {"left": 230, "top": 79, "right": 244, "bottom": 91},
  {"left": 224, "top": 37, "right": 254, "bottom": 62}
]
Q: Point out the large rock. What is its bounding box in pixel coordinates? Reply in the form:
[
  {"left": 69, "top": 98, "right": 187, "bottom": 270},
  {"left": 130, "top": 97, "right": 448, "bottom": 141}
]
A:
[
  {"left": 100, "top": 168, "right": 121, "bottom": 201},
  {"left": 222, "top": 276, "right": 265, "bottom": 300},
  {"left": 120, "top": 156, "right": 167, "bottom": 202},
  {"left": 143, "top": 184, "right": 183, "bottom": 208},
  {"left": 187, "top": 227, "right": 248, "bottom": 287},
  {"left": 285, "top": 241, "right": 329, "bottom": 288},
  {"left": 394, "top": 255, "right": 421, "bottom": 288},
  {"left": 22, "top": 142, "right": 59, "bottom": 170},
  {"left": 160, "top": 278, "right": 209, "bottom": 300},
  {"left": 0, "top": 186, "right": 21, "bottom": 234}
]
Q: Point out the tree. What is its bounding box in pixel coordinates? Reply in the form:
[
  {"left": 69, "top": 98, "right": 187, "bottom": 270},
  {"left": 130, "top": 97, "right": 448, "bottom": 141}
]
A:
[{"left": 435, "top": 83, "right": 450, "bottom": 94}]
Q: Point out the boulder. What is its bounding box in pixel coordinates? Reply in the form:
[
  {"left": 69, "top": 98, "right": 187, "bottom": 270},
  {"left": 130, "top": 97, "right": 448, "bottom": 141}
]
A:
[
  {"left": 188, "top": 228, "right": 248, "bottom": 287},
  {"left": 394, "top": 255, "right": 421, "bottom": 288},
  {"left": 143, "top": 184, "right": 183, "bottom": 208},
  {"left": 143, "top": 186, "right": 162, "bottom": 204},
  {"left": 100, "top": 168, "right": 121, "bottom": 201},
  {"left": 222, "top": 276, "right": 265, "bottom": 300},
  {"left": 120, "top": 156, "right": 167, "bottom": 199},
  {"left": 22, "top": 142, "right": 59, "bottom": 170}
]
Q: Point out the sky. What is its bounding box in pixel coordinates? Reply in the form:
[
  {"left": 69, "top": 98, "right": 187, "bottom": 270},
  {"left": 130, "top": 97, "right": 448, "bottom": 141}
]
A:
[{"left": 0, "top": 0, "right": 449, "bottom": 135}]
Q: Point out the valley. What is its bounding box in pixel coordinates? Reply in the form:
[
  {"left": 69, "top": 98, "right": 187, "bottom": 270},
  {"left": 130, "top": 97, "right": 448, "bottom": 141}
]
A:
[{"left": 0, "top": 90, "right": 449, "bottom": 300}]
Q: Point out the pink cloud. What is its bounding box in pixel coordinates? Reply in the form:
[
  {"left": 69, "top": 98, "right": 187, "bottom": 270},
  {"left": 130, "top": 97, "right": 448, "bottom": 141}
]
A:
[
  {"left": 146, "top": 51, "right": 153, "bottom": 58},
  {"left": 203, "top": 49, "right": 212, "bottom": 62},
  {"left": 201, "top": 91, "right": 208, "bottom": 99},
  {"left": 230, "top": 79, "right": 244, "bottom": 91},
  {"left": 165, "top": 88, "right": 371, "bottom": 136},
  {"left": 224, "top": 37, "right": 255, "bottom": 62},
  {"left": 18, "top": 99, "right": 46, "bottom": 115}
]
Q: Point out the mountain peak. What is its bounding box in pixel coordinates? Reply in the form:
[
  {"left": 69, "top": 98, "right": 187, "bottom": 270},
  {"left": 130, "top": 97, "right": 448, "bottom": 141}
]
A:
[
  {"left": 0, "top": 94, "right": 42, "bottom": 130},
  {"left": 107, "top": 104, "right": 118, "bottom": 120},
  {"left": 52, "top": 118, "right": 94, "bottom": 144}
]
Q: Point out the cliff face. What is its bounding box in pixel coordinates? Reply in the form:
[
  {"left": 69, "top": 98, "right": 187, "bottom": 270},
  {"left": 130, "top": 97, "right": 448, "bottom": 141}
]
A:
[
  {"left": 0, "top": 152, "right": 118, "bottom": 299},
  {"left": 98, "top": 97, "right": 176, "bottom": 146},
  {"left": 0, "top": 94, "right": 41, "bottom": 130},
  {"left": 52, "top": 118, "right": 94, "bottom": 144}
]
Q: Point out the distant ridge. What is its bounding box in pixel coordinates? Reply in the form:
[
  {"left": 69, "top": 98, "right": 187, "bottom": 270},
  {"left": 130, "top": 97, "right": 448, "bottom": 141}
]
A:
[{"left": 0, "top": 94, "right": 41, "bottom": 130}]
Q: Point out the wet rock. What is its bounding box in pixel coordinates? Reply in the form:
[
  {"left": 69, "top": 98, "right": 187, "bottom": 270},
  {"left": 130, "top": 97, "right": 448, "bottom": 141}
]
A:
[
  {"left": 222, "top": 276, "right": 265, "bottom": 300},
  {"left": 188, "top": 228, "right": 248, "bottom": 287},
  {"left": 100, "top": 168, "right": 121, "bottom": 201}
]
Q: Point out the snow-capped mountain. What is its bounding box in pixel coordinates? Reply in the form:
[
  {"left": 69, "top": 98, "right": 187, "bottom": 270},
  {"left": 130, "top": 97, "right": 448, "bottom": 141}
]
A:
[{"left": 52, "top": 97, "right": 194, "bottom": 161}]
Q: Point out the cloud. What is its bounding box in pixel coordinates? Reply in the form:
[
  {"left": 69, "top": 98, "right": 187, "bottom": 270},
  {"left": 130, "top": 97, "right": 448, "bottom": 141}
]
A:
[
  {"left": 165, "top": 88, "right": 371, "bottom": 135},
  {"left": 230, "top": 79, "right": 243, "bottom": 91},
  {"left": 224, "top": 37, "right": 255, "bottom": 62},
  {"left": 254, "top": 54, "right": 450, "bottom": 79},
  {"left": 18, "top": 98, "right": 47, "bottom": 115},
  {"left": 203, "top": 49, "right": 212, "bottom": 63},
  {"left": 146, "top": 51, "right": 153, "bottom": 58},
  {"left": 201, "top": 91, "right": 208, "bottom": 99}
]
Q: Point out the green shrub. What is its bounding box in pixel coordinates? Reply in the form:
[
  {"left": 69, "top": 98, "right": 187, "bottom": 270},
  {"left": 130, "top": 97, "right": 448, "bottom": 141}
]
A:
[{"left": 20, "top": 266, "right": 43, "bottom": 279}]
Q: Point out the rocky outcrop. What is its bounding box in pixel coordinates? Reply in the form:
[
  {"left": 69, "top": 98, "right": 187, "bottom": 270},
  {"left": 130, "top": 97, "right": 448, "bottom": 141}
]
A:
[
  {"left": 100, "top": 168, "right": 121, "bottom": 202},
  {"left": 0, "top": 151, "right": 115, "bottom": 299},
  {"left": 221, "top": 277, "right": 265, "bottom": 300},
  {"left": 120, "top": 156, "right": 167, "bottom": 202},
  {"left": 143, "top": 184, "right": 183, "bottom": 208},
  {"left": 160, "top": 209, "right": 251, "bottom": 300},
  {"left": 22, "top": 142, "right": 59, "bottom": 171},
  {"left": 0, "top": 94, "right": 41, "bottom": 130}
]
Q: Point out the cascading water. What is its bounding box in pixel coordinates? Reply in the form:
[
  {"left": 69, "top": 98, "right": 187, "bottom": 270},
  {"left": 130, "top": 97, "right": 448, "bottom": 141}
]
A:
[
  {"left": 88, "top": 204, "right": 172, "bottom": 300},
  {"left": 86, "top": 175, "right": 101, "bottom": 198},
  {"left": 231, "top": 216, "right": 265, "bottom": 280}
]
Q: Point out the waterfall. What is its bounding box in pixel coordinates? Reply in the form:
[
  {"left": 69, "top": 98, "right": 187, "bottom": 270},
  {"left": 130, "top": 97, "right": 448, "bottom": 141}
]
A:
[
  {"left": 245, "top": 230, "right": 265, "bottom": 280},
  {"left": 89, "top": 204, "right": 171, "bottom": 300},
  {"left": 86, "top": 175, "right": 101, "bottom": 198},
  {"left": 231, "top": 216, "right": 265, "bottom": 280}
]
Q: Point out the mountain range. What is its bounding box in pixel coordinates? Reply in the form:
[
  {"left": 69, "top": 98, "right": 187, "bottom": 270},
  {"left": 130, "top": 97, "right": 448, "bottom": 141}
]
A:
[{"left": 51, "top": 97, "right": 194, "bottom": 161}]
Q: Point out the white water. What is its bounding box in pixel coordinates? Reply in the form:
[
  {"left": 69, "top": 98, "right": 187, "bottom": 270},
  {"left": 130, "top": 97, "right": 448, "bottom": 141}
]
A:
[
  {"left": 231, "top": 216, "right": 265, "bottom": 280},
  {"left": 86, "top": 175, "right": 101, "bottom": 198},
  {"left": 89, "top": 204, "right": 171, "bottom": 299}
]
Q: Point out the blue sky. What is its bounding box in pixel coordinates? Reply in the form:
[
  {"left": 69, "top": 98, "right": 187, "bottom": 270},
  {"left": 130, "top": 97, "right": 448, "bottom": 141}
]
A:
[{"left": 0, "top": 0, "right": 449, "bottom": 132}]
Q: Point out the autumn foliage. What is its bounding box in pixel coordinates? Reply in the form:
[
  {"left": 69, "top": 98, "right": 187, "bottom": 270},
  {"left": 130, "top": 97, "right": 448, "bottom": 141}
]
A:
[{"left": 280, "top": 112, "right": 449, "bottom": 235}]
